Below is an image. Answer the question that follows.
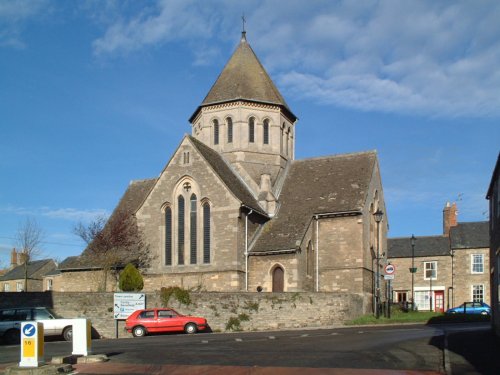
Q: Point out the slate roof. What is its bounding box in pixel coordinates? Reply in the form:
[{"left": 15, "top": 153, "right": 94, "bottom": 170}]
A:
[
  {"left": 1, "top": 259, "right": 56, "bottom": 281},
  {"left": 251, "top": 151, "right": 377, "bottom": 253},
  {"left": 388, "top": 236, "right": 450, "bottom": 258},
  {"left": 189, "top": 136, "right": 265, "bottom": 215},
  {"left": 450, "top": 221, "right": 489, "bottom": 249},
  {"left": 388, "top": 221, "right": 490, "bottom": 259},
  {"left": 59, "top": 179, "right": 157, "bottom": 270},
  {"left": 190, "top": 33, "right": 296, "bottom": 122}
]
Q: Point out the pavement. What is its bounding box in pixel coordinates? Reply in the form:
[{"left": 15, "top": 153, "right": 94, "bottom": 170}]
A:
[{"left": 1, "top": 325, "right": 498, "bottom": 375}]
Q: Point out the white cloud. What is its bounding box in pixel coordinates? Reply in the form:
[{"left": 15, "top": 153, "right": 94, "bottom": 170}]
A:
[
  {"left": 0, "top": 0, "right": 49, "bottom": 48},
  {"left": 86, "top": 0, "right": 500, "bottom": 118},
  {"left": 0, "top": 206, "right": 109, "bottom": 222}
]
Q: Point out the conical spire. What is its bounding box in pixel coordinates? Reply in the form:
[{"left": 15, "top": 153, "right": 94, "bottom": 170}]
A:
[{"left": 190, "top": 33, "right": 296, "bottom": 122}]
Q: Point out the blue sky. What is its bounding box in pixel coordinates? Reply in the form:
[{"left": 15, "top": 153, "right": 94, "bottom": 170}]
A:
[{"left": 1, "top": 0, "right": 499, "bottom": 267}]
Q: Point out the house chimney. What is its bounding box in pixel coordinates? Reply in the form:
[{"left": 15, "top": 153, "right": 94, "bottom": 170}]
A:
[
  {"left": 443, "top": 202, "right": 458, "bottom": 236},
  {"left": 10, "top": 248, "right": 18, "bottom": 269}
]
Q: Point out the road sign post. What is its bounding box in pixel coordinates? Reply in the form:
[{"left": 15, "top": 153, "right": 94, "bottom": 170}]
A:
[
  {"left": 113, "top": 293, "right": 146, "bottom": 338},
  {"left": 384, "top": 264, "right": 396, "bottom": 319},
  {"left": 19, "top": 322, "right": 44, "bottom": 367}
]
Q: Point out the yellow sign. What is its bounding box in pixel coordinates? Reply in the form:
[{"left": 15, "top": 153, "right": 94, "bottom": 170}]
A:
[{"left": 23, "top": 339, "right": 35, "bottom": 357}]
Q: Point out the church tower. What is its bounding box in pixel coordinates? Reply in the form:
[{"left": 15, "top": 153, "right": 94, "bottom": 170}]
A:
[{"left": 189, "top": 32, "right": 297, "bottom": 214}]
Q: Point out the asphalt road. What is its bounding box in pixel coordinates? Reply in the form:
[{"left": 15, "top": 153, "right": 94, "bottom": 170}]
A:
[{"left": 1, "top": 322, "right": 498, "bottom": 374}]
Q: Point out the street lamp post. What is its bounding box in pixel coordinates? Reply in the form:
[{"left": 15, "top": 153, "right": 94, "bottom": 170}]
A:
[
  {"left": 410, "top": 235, "right": 417, "bottom": 310},
  {"left": 374, "top": 209, "right": 384, "bottom": 319}
]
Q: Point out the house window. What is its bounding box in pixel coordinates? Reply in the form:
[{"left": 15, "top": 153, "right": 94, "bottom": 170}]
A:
[
  {"left": 213, "top": 119, "right": 219, "bottom": 145},
  {"left": 183, "top": 152, "right": 190, "bottom": 164},
  {"left": 248, "top": 117, "right": 255, "bottom": 143},
  {"left": 16, "top": 282, "right": 23, "bottom": 292},
  {"left": 203, "top": 202, "right": 211, "bottom": 264},
  {"left": 263, "top": 119, "right": 269, "bottom": 144},
  {"left": 165, "top": 207, "right": 172, "bottom": 265},
  {"left": 178, "top": 195, "right": 185, "bottom": 265},
  {"left": 285, "top": 128, "right": 290, "bottom": 156},
  {"left": 280, "top": 123, "right": 284, "bottom": 153},
  {"left": 472, "top": 284, "right": 484, "bottom": 302},
  {"left": 227, "top": 117, "right": 233, "bottom": 143},
  {"left": 424, "top": 261, "right": 437, "bottom": 280},
  {"left": 190, "top": 194, "right": 197, "bottom": 264},
  {"left": 3, "top": 283, "right": 9, "bottom": 292},
  {"left": 471, "top": 254, "right": 484, "bottom": 274},
  {"left": 46, "top": 279, "right": 53, "bottom": 291}
]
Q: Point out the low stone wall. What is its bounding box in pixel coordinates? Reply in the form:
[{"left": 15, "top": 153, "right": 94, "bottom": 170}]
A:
[{"left": 0, "top": 291, "right": 363, "bottom": 339}]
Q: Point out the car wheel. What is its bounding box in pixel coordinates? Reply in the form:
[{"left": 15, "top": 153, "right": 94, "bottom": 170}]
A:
[
  {"left": 184, "top": 323, "right": 197, "bottom": 334},
  {"left": 132, "top": 326, "right": 147, "bottom": 337},
  {"left": 5, "top": 329, "right": 20, "bottom": 345},
  {"left": 63, "top": 327, "right": 73, "bottom": 342}
]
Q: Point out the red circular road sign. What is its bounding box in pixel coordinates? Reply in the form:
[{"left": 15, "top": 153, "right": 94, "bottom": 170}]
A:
[{"left": 385, "top": 264, "right": 396, "bottom": 274}]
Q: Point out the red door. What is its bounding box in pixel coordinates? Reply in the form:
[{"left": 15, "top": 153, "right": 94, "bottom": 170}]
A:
[{"left": 434, "top": 291, "right": 444, "bottom": 312}]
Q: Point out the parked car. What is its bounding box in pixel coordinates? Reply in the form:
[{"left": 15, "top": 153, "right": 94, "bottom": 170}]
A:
[
  {"left": 125, "top": 308, "right": 208, "bottom": 337},
  {"left": 446, "top": 302, "right": 491, "bottom": 315},
  {"left": 0, "top": 307, "right": 75, "bottom": 344}
]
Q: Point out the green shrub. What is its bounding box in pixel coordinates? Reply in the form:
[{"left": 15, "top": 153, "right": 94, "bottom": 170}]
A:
[
  {"left": 119, "top": 263, "right": 144, "bottom": 291},
  {"left": 160, "top": 286, "right": 192, "bottom": 306}
]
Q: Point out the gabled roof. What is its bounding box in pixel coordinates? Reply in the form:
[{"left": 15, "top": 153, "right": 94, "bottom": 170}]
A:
[
  {"left": 486, "top": 152, "right": 500, "bottom": 199},
  {"left": 450, "top": 221, "right": 489, "bottom": 249},
  {"left": 188, "top": 136, "right": 266, "bottom": 215},
  {"left": 59, "top": 178, "right": 157, "bottom": 271},
  {"left": 1, "top": 259, "right": 56, "bottom": 281},
  {"left": 190, "top": 33, "right": 296, "bottom": 122},
  {"left": 388, "top": 236, "right": 450, "bottom": 258},
  {"left": 251, "top": 151, "right": 377, "bottom": 253}
]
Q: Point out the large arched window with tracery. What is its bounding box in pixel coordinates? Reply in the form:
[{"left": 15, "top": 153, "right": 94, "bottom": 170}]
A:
[
  {"left": 203, "top": 202, "right": 211, "bottom": 264},
  {"left": 263, "top": 119, "right": 269, "bottom": 144},
  {"left": 165, "top": 207, "right": 172, "bottom": 265},
  {"left": 177, "top": 195, "right": 185, "bottom": 265},
  {"left": 190, "top": 194, "right": 197, "bottom": 264}
]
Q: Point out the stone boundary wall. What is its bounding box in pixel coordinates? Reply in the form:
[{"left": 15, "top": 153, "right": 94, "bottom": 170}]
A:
[{"left": 0, "top": 291, "right": 363, "bottom": 339}]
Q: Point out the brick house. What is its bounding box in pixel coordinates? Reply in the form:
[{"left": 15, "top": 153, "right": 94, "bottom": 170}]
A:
[
  {"left": 57, "top": 32, "right": 388, "bottom": 314},
  {"left": 388, "top": 203, "right": 489, "bottom": 312},
  {"left": 487, "top": 152, "right": 500, "bottom": 336}
]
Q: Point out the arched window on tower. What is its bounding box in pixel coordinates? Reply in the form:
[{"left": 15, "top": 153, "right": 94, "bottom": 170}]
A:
[
  {"left": 285, "top": 128, "right": 290, "bottom": 156},
  {"left": 203, "top": 202, "right": 211, "bottom": 264},
  {"left": 263, "top": 119, "right": 269, "bottom": 145},
  {"left": 165, "top": 207, "right": 172, "bottom": 266},
  {"left": 178, "top": 195, "right": 185, "bottom": 265},
  {"left": 227, "top": 117, "right": 233, "bottom": 143},
  {"left": 280, "top": 123, "right": 285, "bottom": 154},
  {"left": 248, "top": 117, "right": 255, "bottom": 143},
  {"left": 213, "top": 119, "right": 219, "bottom": 145},
  {"left": 190, "top": 194, "right": 197, "bottom": 264}
]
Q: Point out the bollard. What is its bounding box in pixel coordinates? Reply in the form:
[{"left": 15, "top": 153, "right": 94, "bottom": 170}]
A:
[
  {"left": 19, "top": 322, "right": 45, "bottom": 367},
  {"left": 72, "top": 318, "right": 92, "bottom": 356}
]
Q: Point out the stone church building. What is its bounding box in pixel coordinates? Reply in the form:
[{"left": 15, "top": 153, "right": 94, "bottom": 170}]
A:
[{"left": 59, "top": 32, "right": 387, "bottom": 313}]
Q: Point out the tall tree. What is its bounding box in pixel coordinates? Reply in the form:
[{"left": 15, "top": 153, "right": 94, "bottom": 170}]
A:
[
  {"left": 74, "top": 210, "right": 151, "bottom": 291},
  {"left": 15, "top": 217, "right": 44, "bottom": 292}
]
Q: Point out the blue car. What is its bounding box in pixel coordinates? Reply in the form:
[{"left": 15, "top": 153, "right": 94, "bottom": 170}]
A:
[{"left": 446, "top": 302, "right": 491, "bottom": 315}]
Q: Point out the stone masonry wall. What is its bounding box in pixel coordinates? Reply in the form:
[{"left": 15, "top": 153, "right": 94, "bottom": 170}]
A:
[{"left": 0, "top": 291, "right": 363, "bottom": 339}]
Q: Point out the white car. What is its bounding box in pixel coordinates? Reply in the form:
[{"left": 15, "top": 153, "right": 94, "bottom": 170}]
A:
[{"left": 0, "top": 307, "right": 75, "bottom": 344}]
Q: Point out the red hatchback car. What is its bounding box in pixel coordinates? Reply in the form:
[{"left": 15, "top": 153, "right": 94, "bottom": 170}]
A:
[{"left": 125, "top": 308, "right": 208, "bottom": 337}]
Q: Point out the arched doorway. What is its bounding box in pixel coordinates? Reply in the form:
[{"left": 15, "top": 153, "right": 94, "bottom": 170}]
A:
[{"left": 272, "top": 266, "right": 284, "bottom": 292}]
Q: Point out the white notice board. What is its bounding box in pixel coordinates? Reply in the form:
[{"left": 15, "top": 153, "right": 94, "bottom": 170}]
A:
[{"left": 113, "top": 293, "right": 145, "bottom": 319}]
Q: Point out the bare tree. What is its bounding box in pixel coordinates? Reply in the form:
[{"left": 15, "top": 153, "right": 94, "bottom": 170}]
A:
[
  {"left": 15, "top": 217, "right": 44, "bottom": 292},
  {"left": 74, "top": 210, "right": 151, "bottom": 291}
]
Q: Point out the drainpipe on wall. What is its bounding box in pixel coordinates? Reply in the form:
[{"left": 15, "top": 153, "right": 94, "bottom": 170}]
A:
[
  {"left": 245, "top": 209, "right": 253, "bottom": 292},
  {"left": 315, "top": 215, "right": 319, "bottom": 292}
]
